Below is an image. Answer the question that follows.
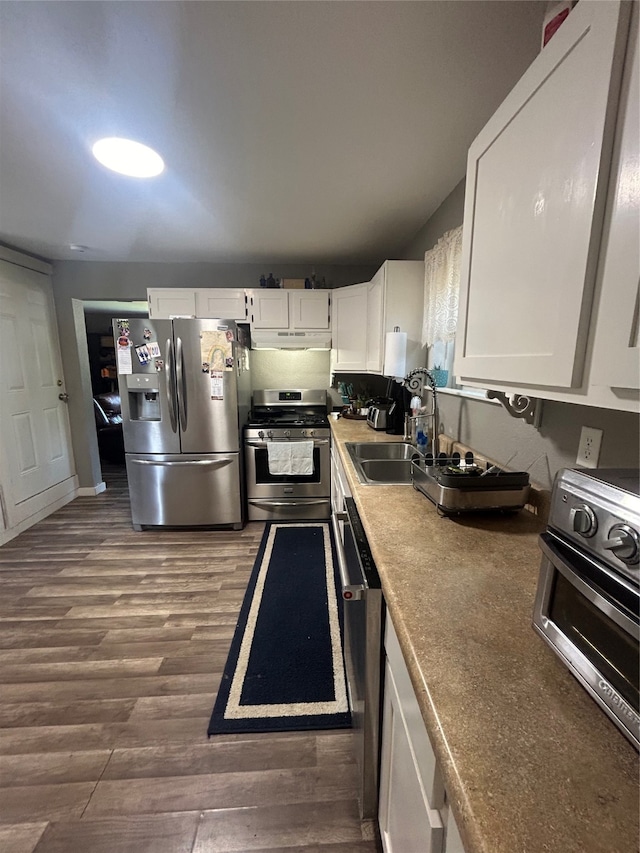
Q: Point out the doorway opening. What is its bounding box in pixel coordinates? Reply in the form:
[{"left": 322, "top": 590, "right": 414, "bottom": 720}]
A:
[{"left": 83, "top": 301, "right": 147, "bottom": 487}]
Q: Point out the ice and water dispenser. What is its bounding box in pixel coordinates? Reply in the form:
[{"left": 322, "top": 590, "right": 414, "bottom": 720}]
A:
[{"left": 125, "top": 375, "right": 161, "bottom": 421}]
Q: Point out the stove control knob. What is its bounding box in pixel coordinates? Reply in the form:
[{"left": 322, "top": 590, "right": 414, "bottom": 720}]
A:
[
  {"left": 570, "top": 504, "right": 597, "bottom": 537},
  {"left": 308, "top": 429, "right": 315, "bottom": 437},
  {"left": 284, "top": 430, "right": 291, "bottom": 438},
  {"left": 604, "top": 524, "right": 639, "bottom": 565},
  {"left": 300, "top": 429, "right": 307, "bottom": 437},
  {"left": 267, "top": 430, "right": 273, "bottom": 440},
  {"left": 258, "top": 430, "right": 264, "bottom": 440}
]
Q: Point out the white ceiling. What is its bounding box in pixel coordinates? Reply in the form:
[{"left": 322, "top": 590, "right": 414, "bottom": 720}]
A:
[{"left": 0, "top": 1, "right": 545, "bottom": 265}]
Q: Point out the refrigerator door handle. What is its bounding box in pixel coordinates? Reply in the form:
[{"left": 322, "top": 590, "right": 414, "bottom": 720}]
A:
[
  {"left": 165, "top": 337, "right": 178, "bottom": 433},
  {"left": 176, "top": 336, "right": 188, "bottom": 432},
  {"left": 130, "top": 458, "right": 234, "bottom": 468}
]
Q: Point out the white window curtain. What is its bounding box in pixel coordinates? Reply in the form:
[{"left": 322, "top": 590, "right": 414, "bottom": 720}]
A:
[{"left": 421, "top": 225, "right": 463, "bottom": 348}]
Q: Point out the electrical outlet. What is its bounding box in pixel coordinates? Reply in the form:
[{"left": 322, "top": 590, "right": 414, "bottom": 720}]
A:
[{"left": 576, "top": 426, "right": 603, "bottom": 468}]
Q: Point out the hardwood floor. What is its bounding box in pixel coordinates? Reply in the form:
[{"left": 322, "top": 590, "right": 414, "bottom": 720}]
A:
[{"left": 0, "top": 466, "right": 380, "bottom": 853}]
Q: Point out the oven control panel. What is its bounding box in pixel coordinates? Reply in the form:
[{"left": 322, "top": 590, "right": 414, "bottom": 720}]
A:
[{"left": 550, "top": 469, "right": 640, "bottom": 584}]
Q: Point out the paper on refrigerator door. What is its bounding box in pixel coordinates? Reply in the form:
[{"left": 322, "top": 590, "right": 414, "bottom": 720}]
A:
[
  {"left": 200, "top": 330, "right": 233, "bottom": 372},
  {"left": 117, "top": 336, "right": 132, "bottom": 374},
  {"left": 210, "top": 370, "right": 224, "bottom": 400}
]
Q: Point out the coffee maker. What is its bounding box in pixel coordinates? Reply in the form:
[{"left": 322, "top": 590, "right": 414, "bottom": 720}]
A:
[{"left": 385, "top": 381, "right": 410, "bottom": 435}]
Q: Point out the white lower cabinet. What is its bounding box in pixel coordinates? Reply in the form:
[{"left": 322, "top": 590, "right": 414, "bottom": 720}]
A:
[
  {"left": 380, "top": 614, "right": 466, "bottom": 853},
  {"left": 330, "top": 443, "right": 350, "bottom": 514}
]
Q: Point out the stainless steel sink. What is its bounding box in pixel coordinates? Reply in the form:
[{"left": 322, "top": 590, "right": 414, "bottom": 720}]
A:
[
  {"left": 346, "top": 442, "right": 416, "bottom": 461},
  {"left": 345, "top": 442, "right": 418, "bottom": 485}
]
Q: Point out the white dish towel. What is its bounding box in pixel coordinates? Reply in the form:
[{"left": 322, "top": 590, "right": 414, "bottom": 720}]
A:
[{"left": 267, "top": 440, "right": 314, "bottom": 476}]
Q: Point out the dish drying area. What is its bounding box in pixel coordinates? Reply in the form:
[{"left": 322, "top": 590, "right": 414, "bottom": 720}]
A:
[{"left": 345, "top": 440, "right": 532, "bottom": 514}]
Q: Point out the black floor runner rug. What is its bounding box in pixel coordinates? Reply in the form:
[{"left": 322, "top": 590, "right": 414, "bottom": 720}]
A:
[{"left": 207, "top": 522, "right": 351, "bottom": 734}]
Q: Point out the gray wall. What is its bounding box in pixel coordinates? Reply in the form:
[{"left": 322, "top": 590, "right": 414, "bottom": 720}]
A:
[
  {"left": 401, "top": 178, "right": 466, "bottom": 261},
  {"left": 399, "top": 185, "right": 640, "bottom": 489},
  {"left": 53, "top": 261, "right": 376, "bottom": 487}
]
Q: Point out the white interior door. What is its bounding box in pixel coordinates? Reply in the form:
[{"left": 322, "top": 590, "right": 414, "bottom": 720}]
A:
[{"left": 0, "top": 261, "right": 75, "bottom": 527}]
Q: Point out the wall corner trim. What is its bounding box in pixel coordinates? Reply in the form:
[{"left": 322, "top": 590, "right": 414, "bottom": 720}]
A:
[{"left": 77, "top": 482, "right": 107, "bottom": 497}]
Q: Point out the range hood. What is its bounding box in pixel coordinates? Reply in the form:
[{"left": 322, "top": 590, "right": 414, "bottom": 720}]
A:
[{"left": 250, "top": 330, "right": 332, "bottom": 350}]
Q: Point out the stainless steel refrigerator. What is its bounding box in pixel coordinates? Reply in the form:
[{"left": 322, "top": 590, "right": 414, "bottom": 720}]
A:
[{"left": 113, "top": 317, "right": 250, "bottom": 530}]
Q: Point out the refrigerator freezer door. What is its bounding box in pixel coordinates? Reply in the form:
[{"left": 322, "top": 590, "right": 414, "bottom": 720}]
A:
[
  {"left": 173, "top": 318, "right": 240, "bottom": 453},
  {"left": 126, "top": 453, "right": 242, "bottom": 528},
  {"left": 115, "top": 319, "right": 180, "bottom": 455}
]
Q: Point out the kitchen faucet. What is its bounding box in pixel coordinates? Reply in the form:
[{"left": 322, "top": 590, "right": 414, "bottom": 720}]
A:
[{"left": 402, "top": 368, "right": 439, "bottom": 456}]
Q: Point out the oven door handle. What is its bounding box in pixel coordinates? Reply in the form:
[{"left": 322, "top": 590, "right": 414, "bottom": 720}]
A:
[
  {"left": 331, "top": 511, "right": 365, "bottom": 601},
  {"left": 245, "top": 439, "right": 329, "bottom": 448},
  {"left": 539, "top": 533, "right": 639, "bottom": 636},
  {"left": 248, "top": 498, "right": 329, "bottom": 507}
]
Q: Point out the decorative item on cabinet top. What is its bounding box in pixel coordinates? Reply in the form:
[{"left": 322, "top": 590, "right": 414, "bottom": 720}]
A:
[{"left": 257, "top": 274, "right": 328, "bottom": 289}]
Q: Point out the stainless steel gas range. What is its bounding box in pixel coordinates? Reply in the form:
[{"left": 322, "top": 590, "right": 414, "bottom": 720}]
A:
[{"left": 244, "top": 389, "right": 331, "bottom": 521}]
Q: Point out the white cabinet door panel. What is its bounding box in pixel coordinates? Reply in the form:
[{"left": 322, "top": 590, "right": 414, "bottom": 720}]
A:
[
  {"left": 379, "top": 660, "right": 444, "bottom": 853},
  {"left": 455, "top": 0, "right": 630, "bottom": 389},
  {"left": 148, "top": 289, "right": 196, "bottom": 319},
  {"left": 365, "top": 275, "right": 384, "bottom": 373},
  {"left": 591, "top": 5, "right": 639, "bottom": 394},
  {"left": 331, "top": 285, "right": 368, "bottom": 371},
  {"left": 249, "top": 290, "right": 289, "bottom": 329},
  {"left": 194, "top": 289, "right": 247, "bottom": 320},
  {"left": 291, "top": 291, "right": 330, "bottom": 330}
]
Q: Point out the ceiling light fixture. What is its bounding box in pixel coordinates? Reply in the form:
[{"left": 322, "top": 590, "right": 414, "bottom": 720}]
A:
[{"left": 92, "top": 137, "right": 165, "bottom": 178}]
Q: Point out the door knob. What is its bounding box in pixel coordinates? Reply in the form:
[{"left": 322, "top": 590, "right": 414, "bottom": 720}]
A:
[{"left": 58, "top": 392, "right": 69, "bottom": 402}]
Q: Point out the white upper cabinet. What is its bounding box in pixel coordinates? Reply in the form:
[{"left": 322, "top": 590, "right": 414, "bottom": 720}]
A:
[
  {"left": 331, "top": 262, "right": 424, "bottom": 376},
  {"left": 148, "top": 288, "right": 246, "bottom": 320},
  {"left": 455, "top": 1, "right": 632, "bottom": 397},
  {"left": 248, "top": 289, "right": 329, "bottom": 331},
  {"left": 331, "top": 283, "right": 369, "bottom": 371},
  {"left": 194, "top": 288, "right": 247, "bottom": 320},
  {"left": 248, "top": 290, "right": 289, "bottom": 329},
  {"left": 590, "top": 2, "right": 639, "bottom": 398},
  {"left": 147, "top": 288, "right": 196, "bottom": 319},
  {"left": 290, "top": 290, "right": 330, "bottom": 330},
  {"left": 365, "top": 274, "right": 385, "bottom": 373}
]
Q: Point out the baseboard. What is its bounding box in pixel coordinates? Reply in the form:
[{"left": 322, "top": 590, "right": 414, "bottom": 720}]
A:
[
  {"left": 0, "top": 485, "right": 78, "bottom": 546},
  {"left": 77, "top": 482, "right": 107, "bottom": 496}
]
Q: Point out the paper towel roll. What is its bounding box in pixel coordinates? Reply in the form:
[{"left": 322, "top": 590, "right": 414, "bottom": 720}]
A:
[{"left": 383, "top": 331, "right": 407, "bottom": 379}]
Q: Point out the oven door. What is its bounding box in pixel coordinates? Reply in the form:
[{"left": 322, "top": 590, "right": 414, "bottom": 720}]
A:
[
  {"left": 533, "top": 532, "right": 640, "bottom": 748},
  {"left": 244, "top": 437, "right": 330, "bottom": 499}
]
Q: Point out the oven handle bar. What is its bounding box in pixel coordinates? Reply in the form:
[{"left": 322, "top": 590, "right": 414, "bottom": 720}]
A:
[
  {"left": 331, "top": 511, "right": 365, "bottom": 601},
  {"left": 539, "top": 533, "right": 639, "bottom": 636},
  {"left": 248, "top": 498, "right": 329, "bottom": 507},
  {"left": 245, "top": 439, "right": 329, "bottom": 447}
]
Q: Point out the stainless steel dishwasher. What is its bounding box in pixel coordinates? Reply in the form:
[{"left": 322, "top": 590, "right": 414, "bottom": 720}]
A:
[{"left": 332, "top": 495, "right": 385, "bottom": 820}]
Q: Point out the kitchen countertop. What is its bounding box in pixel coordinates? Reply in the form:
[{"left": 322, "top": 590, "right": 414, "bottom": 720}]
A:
[{"left": 331, "top": 418, "right": 639, "bottom": 853}]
